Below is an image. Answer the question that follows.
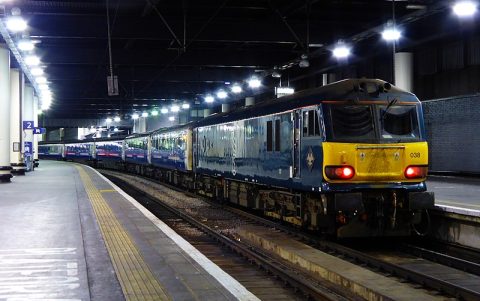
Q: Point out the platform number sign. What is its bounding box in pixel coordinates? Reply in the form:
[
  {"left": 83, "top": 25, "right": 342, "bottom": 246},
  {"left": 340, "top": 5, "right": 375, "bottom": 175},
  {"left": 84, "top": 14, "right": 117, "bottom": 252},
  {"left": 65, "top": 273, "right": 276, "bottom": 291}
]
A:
[{"left": 23, "top": 121, "right": 34, "bottom": 130}]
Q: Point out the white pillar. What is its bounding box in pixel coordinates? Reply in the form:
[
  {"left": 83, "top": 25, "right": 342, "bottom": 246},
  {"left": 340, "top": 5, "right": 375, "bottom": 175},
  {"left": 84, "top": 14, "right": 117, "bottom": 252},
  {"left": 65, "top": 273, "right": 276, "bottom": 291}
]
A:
[
  {"left": 394, "top": 52, "right": 413, "bottom": 92},
  {"left": 33, "top": 95, "right": 39, "bottom": 166},
  {"left": 0, "top": 45, "right": 12, "bottom": 182},
  {"left": 221, "top": 103, "right": 231, "bottom": 113},
  {"left": 24, "top": 85, "right": 34, "bottom": 171},
  {"left": 245, "top": 97, "right": 255, "bottom": 107},
  {"left": 10, "top": 69, "right": 25, "bottom": 175},
  {"left": 322, "top": 74, "right": 328, "bottom": 86}
]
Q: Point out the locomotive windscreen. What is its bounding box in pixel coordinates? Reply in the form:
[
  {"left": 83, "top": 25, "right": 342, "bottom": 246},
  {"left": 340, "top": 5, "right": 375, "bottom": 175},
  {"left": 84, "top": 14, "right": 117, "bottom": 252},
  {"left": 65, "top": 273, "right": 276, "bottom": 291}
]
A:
[{"left": 326, "top": 103, "right": 421, "bottom": 142}]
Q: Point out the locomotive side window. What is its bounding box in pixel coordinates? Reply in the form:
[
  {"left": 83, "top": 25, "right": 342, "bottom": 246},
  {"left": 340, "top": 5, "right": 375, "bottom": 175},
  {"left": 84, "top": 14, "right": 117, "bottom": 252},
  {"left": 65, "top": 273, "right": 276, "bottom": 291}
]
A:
[
  {"left": 275, "top": 120, "right": 281, "bottom": 151},
  {"left": 266, "top": 121, "right": 273, "bottom": 151},
  {"left": 303, "top": 110, "right": 320, "bottom": 137}
]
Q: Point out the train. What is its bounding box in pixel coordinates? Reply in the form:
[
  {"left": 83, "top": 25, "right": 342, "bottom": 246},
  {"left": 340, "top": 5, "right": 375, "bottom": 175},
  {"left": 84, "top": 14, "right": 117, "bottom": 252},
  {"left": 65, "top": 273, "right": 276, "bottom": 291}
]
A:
[{"left": 39, "top": 79, "right": 434, "bottom": 237}]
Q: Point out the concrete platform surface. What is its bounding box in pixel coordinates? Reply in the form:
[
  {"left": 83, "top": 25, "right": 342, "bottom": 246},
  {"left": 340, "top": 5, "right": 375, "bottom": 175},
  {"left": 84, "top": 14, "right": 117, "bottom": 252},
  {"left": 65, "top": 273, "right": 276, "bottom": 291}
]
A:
[
  {"left": 0, "top": 161, "right": 257, "bottom": 301},
  {"left": 427, "top": 176, "right": 480, "bottom": 216}
]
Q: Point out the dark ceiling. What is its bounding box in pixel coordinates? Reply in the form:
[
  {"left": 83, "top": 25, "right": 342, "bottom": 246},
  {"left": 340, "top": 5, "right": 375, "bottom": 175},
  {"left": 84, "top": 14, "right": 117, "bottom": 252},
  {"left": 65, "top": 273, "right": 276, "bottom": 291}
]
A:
[{"left": 1, "top": 0, "right": 461, "bottom": 119}]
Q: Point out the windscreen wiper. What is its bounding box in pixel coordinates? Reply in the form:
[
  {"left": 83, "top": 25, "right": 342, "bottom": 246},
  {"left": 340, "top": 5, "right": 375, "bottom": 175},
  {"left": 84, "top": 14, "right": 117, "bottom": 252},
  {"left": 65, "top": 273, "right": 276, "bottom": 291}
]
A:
[{"left": 382, "top": 97, "right": 398, "bottom": 119}]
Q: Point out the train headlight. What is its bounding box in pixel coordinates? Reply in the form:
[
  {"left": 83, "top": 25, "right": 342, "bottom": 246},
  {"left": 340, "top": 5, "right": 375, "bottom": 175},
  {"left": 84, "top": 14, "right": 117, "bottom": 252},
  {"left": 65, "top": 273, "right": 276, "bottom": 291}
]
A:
[
  {"left": 325, "top": 166, "right": 355, "bottom": 180},
  {"left": 404, "top": 165, "right": 428, "bottom": 179}
]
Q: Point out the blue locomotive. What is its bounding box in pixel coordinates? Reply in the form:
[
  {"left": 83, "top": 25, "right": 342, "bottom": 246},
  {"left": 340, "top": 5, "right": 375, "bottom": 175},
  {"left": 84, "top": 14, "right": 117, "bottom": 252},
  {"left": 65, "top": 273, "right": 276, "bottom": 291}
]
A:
[{"left": 39, "top": 79, "right": 434, "bottom": 237}]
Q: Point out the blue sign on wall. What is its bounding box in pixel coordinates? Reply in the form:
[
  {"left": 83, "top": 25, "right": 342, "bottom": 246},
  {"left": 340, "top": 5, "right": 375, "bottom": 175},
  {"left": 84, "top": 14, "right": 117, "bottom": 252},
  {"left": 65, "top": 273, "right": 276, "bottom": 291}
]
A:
[
  {"left": 24, "top": 142, "right": 33, "bottom": 154},
  {"left": 23, "top": 121, "right": 34, "bottom": 130},
  {"left": 33, "top": 127, "right": 46, "bottom": 134}
]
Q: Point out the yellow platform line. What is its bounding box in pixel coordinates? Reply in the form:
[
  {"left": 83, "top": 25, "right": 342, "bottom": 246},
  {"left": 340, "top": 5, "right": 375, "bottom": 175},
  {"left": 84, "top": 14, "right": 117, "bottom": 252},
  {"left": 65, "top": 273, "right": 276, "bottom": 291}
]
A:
[{"left": 76, "top": 165, "right": 170, "bottom": 301}]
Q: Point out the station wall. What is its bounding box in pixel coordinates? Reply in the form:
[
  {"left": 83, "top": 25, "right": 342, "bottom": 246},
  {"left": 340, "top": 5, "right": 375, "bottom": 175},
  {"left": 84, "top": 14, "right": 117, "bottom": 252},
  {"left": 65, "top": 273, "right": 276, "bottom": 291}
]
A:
[{"left": 423, "top": 94, "right": 480, "bottom": 174}]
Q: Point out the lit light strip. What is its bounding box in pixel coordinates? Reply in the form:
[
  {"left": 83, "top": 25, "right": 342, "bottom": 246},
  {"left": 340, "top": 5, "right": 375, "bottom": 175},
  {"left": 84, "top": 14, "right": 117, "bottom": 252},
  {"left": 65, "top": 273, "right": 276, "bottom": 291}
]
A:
[{"left": 0, "top": 19, "right": 43, "bottom": 104}]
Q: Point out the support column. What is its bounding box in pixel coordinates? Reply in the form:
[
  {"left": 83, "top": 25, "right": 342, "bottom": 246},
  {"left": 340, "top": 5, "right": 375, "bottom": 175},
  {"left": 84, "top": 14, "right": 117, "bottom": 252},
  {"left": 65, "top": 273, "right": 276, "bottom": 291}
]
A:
[
  {"left": 0, "top": 45, "right": 12, "bottom": 182},
  {"left": 394, "top": 52, "right": 413, "bottom": 92},
  {"left": 33, "top": 95, "right": 39, "bottom": 167},
  {"left": 10, "top": 69, "right": 25, "bottom": 175},
  {"left": 221, "top": 103, "right": 231, "bottom": 113},
  {"left": 23, "top": 85, "right": 34, "bottom": 172},
  {"left": 245, "top": 97, "right": 255, "bottom": 107}
]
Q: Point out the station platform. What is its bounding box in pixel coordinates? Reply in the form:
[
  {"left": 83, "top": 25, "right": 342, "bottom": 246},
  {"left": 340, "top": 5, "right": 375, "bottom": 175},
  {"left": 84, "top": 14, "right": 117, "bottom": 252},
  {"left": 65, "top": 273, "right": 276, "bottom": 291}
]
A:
[
  {"left": 0, "top": 161, "right": 257, "bottom": 301},
  {"left": 427, "top": 176, "right": 480, "bottom": 217}
]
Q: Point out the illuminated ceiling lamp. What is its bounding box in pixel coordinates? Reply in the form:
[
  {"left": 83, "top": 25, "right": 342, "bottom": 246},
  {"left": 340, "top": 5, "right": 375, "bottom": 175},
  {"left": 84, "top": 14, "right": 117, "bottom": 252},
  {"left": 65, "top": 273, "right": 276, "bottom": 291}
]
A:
[
  {"left": 382, "top": 21, "right": 401, "bottom": 41},
  {"left": 114, "top": 116, "right": 121, "bottom": 122},
  {"left": 332, "top": 40, "right": 351, "bottom": 59},
  {"left": 182, "top": 103, "right": 190, "bottom": 109},
  {"left": 170, "top": 104, "right": 180, "bottom": 112},
  {"left": 17, "top": 39, "right": 34, "bottom": 52},
  {"left": 453, "top": 1, "right": 477, "bottom": 17},
  {"left": 6, "top": 8, "right": 27, "bottom": 33},
  {"left": 216, "top": 90, "right": 227, "bottom": 99},
  {"left": 205, "top": 95, "right": 214, "bottom": 103},
  {"left": 131, "top": 113, "right": 139, "bottom": 120},
  {"left": 248, "top": 77, "right": 261, "bottom": 88},
  {"left": 231, "top": 84, "right": 242, "bottom": 94}
]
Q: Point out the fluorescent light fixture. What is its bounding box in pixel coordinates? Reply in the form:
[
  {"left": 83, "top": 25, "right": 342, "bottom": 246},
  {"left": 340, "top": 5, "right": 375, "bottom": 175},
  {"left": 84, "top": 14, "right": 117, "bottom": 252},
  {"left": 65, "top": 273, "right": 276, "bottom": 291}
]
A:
[
  {"left": 151, "top": 109, "right": 159, "bottom": 116},
  {"left": 453, "top": 1, "right": 477, "bottom": 16},
  {"left": 333, "top": 44, "right": 351, "bottom": 58},
  {"left": 205, "top": 95, "right": 214, "bottom": 103},
  {"left": 38, "top": 84, "right": 49, "bottom": 91},
  {"left": 106, "top": 118, "right": 112, "bottom": 123},
  {"left": 35, "top": 76, "right": 47, "bottom": 84},
  {"left": 132, "top": 113, "right": 139, "bottom": 120},
  {"left": 17, "top": 39, "right": 34, "bottom": 51},
  {"left": 161, "top": 108, "right": 169, "bottom": 114},
  {"left": 31, "top": 67, "right": 43, "bottom": 76},
  {"left": 248, "top": 77, "right": 261, "bottom": 88},
  {"left": 41, "top": 93, "right": 52, "bottom": 102},
  {"left": 231, "top": 84, "right": 242, "bottom": 93},
  {"left": 182, "top": 103, "right": 190, "bottom": 109},
  {"left": 168, "top": 116, "right": 175, "bottom": 121},
  {"left": 382, "top": 28, "right": 401, "bottom": 41},
  {"left": 141, "top": 112, "right": 148, "bottom": 117},
  {"left": 114, "top": 127, "right": 119, "bottom": 132},
  {"left": 114, "top": 116, "right": 121, "bottom": 122},
  {"left": 216, "top": 90, "right": 228, "bottom": 99},
  {"left": 25, "top": 55, "right": 40, "bottom": 66},
  {"left": 276, "top": 87, "right": 295, "bottom": 95},
  {"left": 170, "top": 105, "right": 180, "bottom": 112},
  {"left": 6, "top": 16, "right": 27, "bottom": 32}
]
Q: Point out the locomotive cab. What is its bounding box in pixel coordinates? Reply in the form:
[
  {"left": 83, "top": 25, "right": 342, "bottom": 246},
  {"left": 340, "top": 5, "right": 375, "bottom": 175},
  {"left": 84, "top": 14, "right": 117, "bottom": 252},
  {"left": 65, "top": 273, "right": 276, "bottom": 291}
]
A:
[{"left": 315, "top": 82, "right": 434, "bottom": 237}]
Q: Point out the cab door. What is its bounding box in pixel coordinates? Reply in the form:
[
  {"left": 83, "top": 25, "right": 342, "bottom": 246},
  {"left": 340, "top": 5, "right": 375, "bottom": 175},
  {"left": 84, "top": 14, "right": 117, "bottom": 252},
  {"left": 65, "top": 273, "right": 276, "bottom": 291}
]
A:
[{"left": 293, "top": 110, "right": 301, "bottom": 178}]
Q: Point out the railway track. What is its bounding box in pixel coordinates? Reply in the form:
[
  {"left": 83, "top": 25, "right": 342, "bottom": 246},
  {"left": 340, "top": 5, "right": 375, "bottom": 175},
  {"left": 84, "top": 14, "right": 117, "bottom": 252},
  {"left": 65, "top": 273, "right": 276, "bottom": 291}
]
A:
[
  {"left": 100, "top": 169, "right": 480, "bottom": 301},
  {"left": 103, "top": 170, "right": 351, "bottom": 301}
]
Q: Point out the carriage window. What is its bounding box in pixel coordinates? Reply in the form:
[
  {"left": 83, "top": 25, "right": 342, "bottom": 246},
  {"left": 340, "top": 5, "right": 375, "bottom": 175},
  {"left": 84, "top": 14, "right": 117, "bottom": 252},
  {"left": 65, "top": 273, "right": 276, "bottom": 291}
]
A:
[
  {"left": 303, "top": 110, "right": 320, "bottom": 136},
  {"left": 266, "top": 121, "right": 273, "bottom": 151},
  {"left": 275, "top": 119, "right": 281, "bottom": 151}
]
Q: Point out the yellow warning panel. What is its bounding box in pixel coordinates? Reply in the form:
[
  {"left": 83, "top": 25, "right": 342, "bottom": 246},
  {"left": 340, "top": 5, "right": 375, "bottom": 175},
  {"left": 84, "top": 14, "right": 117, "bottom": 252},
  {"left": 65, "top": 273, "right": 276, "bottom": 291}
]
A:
[{"left": 76, "top": 165, "right": 170, "bottom": 301}]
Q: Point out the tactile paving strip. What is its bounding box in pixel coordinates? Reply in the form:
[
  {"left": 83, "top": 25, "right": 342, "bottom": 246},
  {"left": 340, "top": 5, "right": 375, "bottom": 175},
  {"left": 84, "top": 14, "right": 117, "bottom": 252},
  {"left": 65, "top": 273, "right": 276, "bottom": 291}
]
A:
[{"left": 76, "top": 165, "right": 170, "bottom": 301}]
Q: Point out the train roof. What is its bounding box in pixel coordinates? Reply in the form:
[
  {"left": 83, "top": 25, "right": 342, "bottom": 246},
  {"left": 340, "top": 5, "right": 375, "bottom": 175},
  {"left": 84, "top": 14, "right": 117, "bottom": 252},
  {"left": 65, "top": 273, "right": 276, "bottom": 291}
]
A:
[{"left": 196, "top": 78, "right": 419, "bottom": 127}]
